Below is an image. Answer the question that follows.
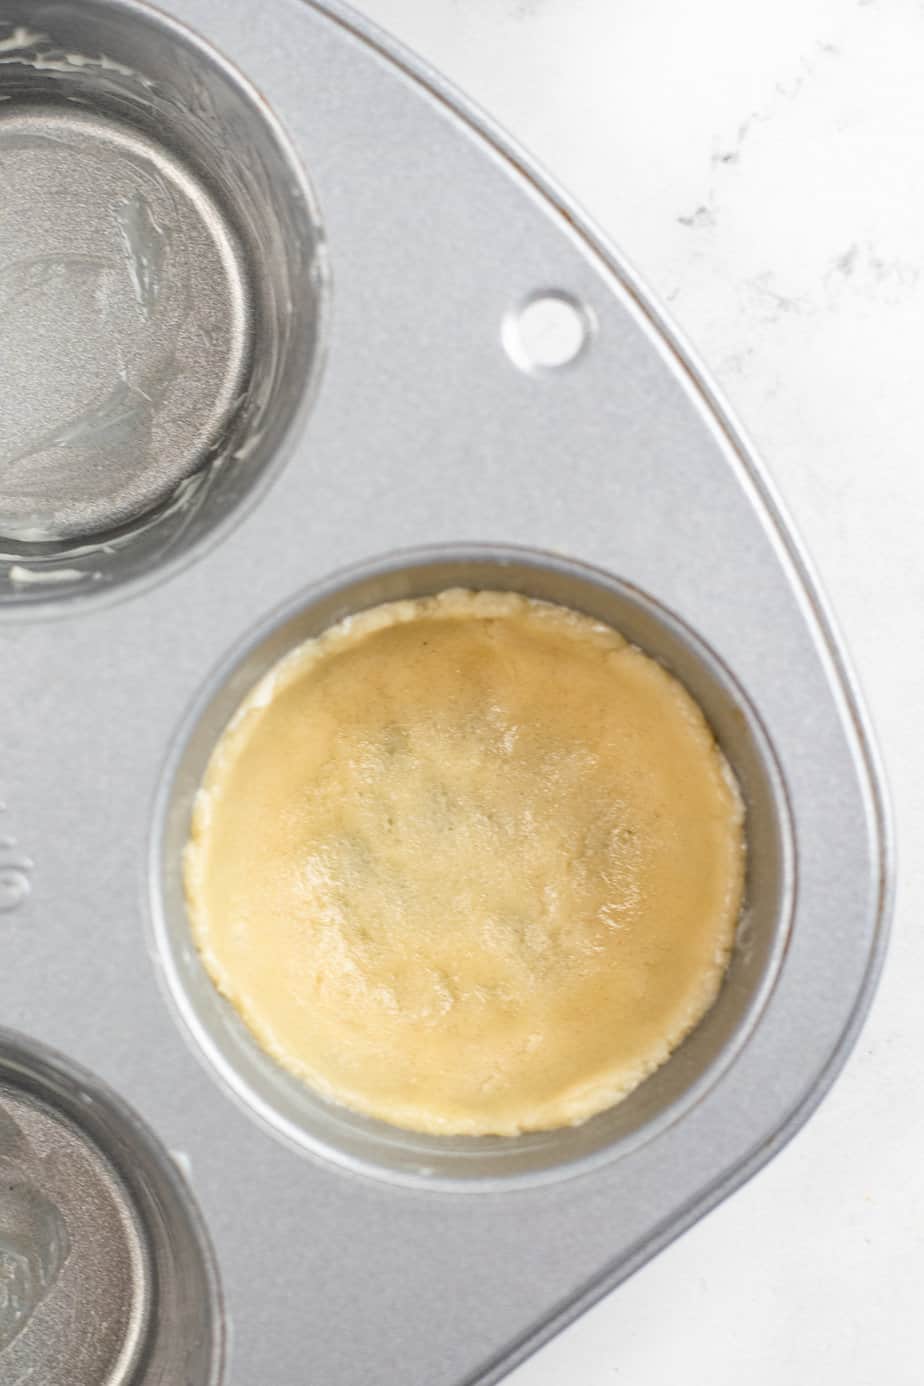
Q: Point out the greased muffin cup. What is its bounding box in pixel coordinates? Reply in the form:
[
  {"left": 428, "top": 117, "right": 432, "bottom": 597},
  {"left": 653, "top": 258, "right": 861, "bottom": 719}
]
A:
[
  {"left": 0, "top": 0, "right": 327, "bottom": 609},
  {"left": 0, "top": 1029, "right": 222, "bottom": 1386}
]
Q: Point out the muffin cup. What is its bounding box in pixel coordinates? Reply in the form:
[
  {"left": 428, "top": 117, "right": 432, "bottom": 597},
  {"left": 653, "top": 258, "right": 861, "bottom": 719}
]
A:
[{"left": 150, "top": 544, "right": 794, "bottom": 1190}]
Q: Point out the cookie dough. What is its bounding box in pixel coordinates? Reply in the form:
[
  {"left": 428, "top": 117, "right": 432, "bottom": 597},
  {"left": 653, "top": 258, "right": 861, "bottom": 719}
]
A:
[{"left": 184, "top": 590, "right": 745, "bottom": 1136}]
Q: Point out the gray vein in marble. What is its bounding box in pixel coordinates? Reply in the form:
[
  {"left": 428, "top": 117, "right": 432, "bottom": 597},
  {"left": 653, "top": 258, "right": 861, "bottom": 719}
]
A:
[
  {"left": 826, "top": 242, "right": 920, "bottom": 303},
  {"left": 681, "top": 40, "right": 842, "bottom": 229},
  {"left": 747, "top": 274, "right": 810, "bottom": 321},
  {"left": 451, "top": 0, "right": 551, "bottom": 15},
  {"left": 677, "top": 205, "right": 716, "bottom": 230},
  {"left": 734, "top": 243, "right": 920, "bottom": 334}
]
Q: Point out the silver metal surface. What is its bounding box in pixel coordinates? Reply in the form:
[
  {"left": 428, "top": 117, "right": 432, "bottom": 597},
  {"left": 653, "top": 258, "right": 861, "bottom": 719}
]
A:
[
  {"left": 0, "top": 0, "right": 892, "bottom": 1383},
  {"left": 0, "top": 1031, "right": 222, "bottom": 1386}
]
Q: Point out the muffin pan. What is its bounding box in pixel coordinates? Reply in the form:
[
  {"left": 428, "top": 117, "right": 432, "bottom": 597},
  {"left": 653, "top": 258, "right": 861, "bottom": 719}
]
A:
[{"left": 0, "top": 1, "right": 891, "bottom": 1383}]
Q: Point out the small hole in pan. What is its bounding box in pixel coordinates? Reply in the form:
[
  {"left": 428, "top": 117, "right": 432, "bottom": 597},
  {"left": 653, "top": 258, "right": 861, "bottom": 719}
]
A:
[{"left": 503, "top": 292, "right": 593, "bottom": 372}]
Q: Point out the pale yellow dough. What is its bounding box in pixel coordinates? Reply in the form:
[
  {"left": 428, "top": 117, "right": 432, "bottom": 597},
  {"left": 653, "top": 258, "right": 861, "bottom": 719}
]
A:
[{"left": 184, "top": 591, "right": 745, "bottom": 1136}]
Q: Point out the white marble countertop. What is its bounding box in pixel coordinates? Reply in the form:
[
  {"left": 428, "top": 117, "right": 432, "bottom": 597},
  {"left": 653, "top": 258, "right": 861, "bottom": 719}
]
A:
[{"left": 354, "top": 2, "right": 921, "bottom": 1381}]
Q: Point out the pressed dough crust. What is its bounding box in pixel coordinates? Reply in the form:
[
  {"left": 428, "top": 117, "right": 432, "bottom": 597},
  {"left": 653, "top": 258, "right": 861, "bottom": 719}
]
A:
[{"left": 184, "top": 591, "right": 745, "bottom": 1136}]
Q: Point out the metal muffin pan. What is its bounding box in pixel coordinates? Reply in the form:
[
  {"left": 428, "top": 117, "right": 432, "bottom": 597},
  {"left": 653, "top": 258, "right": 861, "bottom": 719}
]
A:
[{"left": 0, "top": 1, "right": 891, "bottom": 1384}]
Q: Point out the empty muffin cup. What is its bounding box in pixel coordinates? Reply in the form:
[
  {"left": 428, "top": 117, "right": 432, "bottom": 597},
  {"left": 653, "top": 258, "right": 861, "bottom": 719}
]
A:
[
  {"left": 0, "top": 0, "right": 327, "bottom": 607},
  {"left": 151, "top": 546, "right": 794, "bottom": 1191},
  {"left": 0, "top": 1028, "right": 223, "bottom": 1385}
]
